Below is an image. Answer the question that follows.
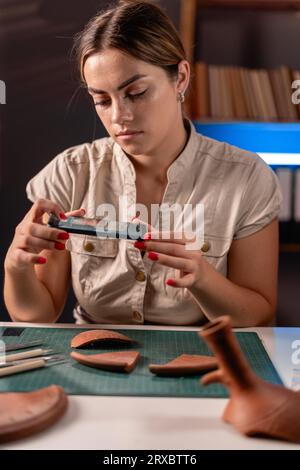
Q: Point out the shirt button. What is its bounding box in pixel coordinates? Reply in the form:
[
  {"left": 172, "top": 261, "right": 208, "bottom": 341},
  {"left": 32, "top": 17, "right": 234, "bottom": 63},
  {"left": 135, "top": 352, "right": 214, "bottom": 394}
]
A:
[
  {"left": 84, "top": 242, "right": 95, "bottom": 253},
  {"left": 133, "top": 310, "right": 143, "bottom": 322},
  {"left": 135, "top": 271, "right": 146, "bottom": 282},
  {"left": 201, "top": 241, "right": 211, "bottom": 253}
]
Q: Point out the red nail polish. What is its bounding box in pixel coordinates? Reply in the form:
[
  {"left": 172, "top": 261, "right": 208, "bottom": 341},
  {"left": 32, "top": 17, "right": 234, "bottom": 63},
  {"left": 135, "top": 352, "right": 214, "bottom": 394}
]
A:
[
  {"left": 166, "top": 279, "right": 176, "bottom": 286},
  {"left": 57, "top": 232, "right": 69, "bottom": 240},
  {"left": 54, "top": 242, "right": 65, "bottom": 250},
  {"left": 134, "top": 241, "right": 146, "bottom": 249},
  {"left": 37, "top": 257, "right": 47, "bottom": 264},
  {"left": 144, "top": 233, "right": 152, "bottom": 240},
  {"left": 59, "top": 212, "right": 67, "bottom": 220},
  {"left": 148, "top": 251, "right": 158, "bottom": 261}
]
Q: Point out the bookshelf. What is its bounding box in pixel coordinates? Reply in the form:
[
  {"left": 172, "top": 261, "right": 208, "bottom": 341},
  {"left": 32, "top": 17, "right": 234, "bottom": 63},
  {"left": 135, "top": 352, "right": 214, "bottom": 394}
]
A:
[
  {"left": 180, "top": 0, "right": 300, "bottom": 67},
  {"left": 180, "top": 0, "right": 300, "bottom": 120},
  {"left": 180, "top": 1, "right": 300, "bottom": 250}
]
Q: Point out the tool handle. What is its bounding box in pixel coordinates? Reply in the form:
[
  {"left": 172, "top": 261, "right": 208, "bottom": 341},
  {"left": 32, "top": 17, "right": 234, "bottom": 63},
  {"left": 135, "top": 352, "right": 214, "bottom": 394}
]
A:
[
  {"left": 0, "top": 359, "right": 45, "bottom": 377},
  {"left": 5, "top": 348, "right": 45, "bottom": 362}
]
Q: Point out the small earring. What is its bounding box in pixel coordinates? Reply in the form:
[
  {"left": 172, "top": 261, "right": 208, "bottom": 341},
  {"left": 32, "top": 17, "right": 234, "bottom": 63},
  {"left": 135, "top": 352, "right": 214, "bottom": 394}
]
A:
[{"left": 178, "top": 91, "right": 185, "bottom": 103}]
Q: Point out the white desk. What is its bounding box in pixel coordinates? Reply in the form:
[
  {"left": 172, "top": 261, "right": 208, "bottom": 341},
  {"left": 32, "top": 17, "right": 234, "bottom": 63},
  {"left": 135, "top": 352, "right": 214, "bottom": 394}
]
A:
[{"left": 1, "top": 321, "right": 300, "bottom": 450}]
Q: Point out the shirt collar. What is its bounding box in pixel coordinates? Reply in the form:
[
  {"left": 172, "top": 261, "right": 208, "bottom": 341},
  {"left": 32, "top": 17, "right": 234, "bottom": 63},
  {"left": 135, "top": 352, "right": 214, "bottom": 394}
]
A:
[
  {"left": 166, "top": 119, "right": 199, "bottom": 182},
  {"left": 113, "top": 118, "right": 200, "bottom": 183}
]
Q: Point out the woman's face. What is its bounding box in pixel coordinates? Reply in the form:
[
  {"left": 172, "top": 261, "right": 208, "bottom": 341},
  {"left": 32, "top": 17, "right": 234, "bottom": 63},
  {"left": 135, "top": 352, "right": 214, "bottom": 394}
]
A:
[{"left": 84, "top": 48, "right": 187, "bottom": 156}]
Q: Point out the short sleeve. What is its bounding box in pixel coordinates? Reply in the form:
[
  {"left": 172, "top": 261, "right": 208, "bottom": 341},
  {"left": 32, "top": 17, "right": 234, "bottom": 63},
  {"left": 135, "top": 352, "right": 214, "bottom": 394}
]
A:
[
  {"left": 234, "top": 156, "right": 282, "bottom": 239},
  {"left": 26, "top": 150, "right": 74, "bottom": 213}
]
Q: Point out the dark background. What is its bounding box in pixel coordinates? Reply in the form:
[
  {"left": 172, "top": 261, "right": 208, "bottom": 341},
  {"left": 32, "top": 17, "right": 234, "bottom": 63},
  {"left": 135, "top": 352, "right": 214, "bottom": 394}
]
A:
[{"left": 1, "top": 0, "right": 299, "bottom": 324}]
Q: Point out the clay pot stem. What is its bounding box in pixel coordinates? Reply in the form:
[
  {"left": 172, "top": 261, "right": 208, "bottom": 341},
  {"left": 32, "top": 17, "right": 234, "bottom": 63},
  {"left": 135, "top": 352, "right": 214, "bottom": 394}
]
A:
[{"left": 200, "top": 317, "right": 257, "bottom": 392}]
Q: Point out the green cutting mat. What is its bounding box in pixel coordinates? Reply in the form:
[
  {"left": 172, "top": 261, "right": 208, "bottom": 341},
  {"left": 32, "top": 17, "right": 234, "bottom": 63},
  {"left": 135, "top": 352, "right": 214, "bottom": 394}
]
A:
[{"left": 0, "top": 327, "right": 282, "bottom": 397}]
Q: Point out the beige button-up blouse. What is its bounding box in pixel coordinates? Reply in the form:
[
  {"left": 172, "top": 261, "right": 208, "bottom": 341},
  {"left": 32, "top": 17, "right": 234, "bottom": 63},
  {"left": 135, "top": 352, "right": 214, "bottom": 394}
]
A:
[{"left": 26, "top": 121, "right": 282, "bottom": 325}]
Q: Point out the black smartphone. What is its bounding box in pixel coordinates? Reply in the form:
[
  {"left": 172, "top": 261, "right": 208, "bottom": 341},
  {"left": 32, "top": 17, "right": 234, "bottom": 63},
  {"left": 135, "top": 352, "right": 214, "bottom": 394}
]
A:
[{"left": 48, "top": 214, "right": 147, "bottom": 240}]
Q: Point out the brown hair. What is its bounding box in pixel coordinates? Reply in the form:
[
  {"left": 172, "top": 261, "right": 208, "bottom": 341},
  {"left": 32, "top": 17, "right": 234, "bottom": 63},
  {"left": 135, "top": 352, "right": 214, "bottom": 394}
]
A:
[{"left": 74, "top": 0, "right": 187, "bottom": 84}]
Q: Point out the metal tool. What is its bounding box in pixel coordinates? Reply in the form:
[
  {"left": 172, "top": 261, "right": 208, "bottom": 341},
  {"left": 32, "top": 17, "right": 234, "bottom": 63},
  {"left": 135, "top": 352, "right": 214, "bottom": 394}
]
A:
[
  {"left": 0, "top": 354, "right": 67, "bottom": 377},
  {"left": 1, "top": 340, "right": 43, "bottom": 352}
]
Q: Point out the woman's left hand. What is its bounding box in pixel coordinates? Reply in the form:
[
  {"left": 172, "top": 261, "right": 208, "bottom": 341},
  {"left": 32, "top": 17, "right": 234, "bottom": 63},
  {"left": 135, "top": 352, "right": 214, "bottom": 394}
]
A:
[{"left": 134, "top": 231, "right": 206, "bottom": 288}]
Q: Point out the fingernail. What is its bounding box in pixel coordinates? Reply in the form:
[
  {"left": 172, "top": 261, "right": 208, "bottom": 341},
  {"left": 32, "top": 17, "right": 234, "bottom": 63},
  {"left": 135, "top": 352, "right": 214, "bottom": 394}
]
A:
[
  {"left": 148, "top": 251, "right": 158, "bottom": 261},
  {"left": 37, "top": 257, "right": 47, "bottom": 264},
  {"left": 57, "top": 232, "right": 69, "bottom": 240},
  {"left": 134, "top": 241, "right": 146, "bottom": 249},
  {"left": 166, "top": 279, "right": 176, "bottom": 286},
  {"left": 80, "top": 208, "right": 86, "bottom": 214},
  {"left": 144, "top": 233, "right": 152, "bottom": 240},
  {"left": 54, "top": 242, "right": 65, "bottom": 250},
  {"left": 59, "top": 212, "right": 67, "bottom": 220}
]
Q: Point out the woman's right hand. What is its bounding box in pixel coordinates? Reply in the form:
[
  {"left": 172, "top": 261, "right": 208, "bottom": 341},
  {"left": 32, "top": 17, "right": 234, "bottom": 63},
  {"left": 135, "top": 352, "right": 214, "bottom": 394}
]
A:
[{"left": 5, "top": 198, "right": 85, "bottom": 272}]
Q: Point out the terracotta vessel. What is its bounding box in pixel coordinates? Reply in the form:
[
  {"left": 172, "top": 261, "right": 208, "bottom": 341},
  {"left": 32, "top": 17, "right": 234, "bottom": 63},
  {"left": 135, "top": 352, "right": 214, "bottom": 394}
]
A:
[
  {"left": 0, "top": 385, "right": 68, "bottom": 443},
  {"left": 199, "top": 316, "right": 300, "bottom": 443}
]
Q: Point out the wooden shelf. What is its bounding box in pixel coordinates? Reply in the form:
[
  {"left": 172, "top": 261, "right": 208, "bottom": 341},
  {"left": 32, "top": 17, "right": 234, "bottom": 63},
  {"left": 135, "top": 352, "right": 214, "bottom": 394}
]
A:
[
  {"left": 180, "top": 0, "right": 300, "bottom": 117},
  {"left": 180, "top": 0, "right": 300, "bottom": 58},
  {"left": 196, "top": 0, "right": 300, "bottom": 10},
  {"left": 194, "top": 122, "right": 300, "bottom": 154}
]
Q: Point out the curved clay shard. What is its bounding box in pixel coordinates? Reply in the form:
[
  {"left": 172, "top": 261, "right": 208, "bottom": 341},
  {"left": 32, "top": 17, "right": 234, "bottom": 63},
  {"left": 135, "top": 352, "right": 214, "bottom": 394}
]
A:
[
  {"left": 0, "top": 385, "right": 68, "bottom": 443},
  {"left": 149, "top": 354, "right": 218, "bottom": 376},
  {"left": 199, "top": 315, "right": 300, "bottom": 444},
  {"left": 71, "top": 329, "right": 133, "bottom": 349},
  {"left": 70, "top": 350, "right": 140, "bottom": 373}
]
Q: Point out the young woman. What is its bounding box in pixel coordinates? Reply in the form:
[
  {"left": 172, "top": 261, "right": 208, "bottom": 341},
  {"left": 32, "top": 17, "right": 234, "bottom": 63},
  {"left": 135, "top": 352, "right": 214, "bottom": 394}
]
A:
[{"left": 4, "top": 0, "right": 282, "bottom": 327}]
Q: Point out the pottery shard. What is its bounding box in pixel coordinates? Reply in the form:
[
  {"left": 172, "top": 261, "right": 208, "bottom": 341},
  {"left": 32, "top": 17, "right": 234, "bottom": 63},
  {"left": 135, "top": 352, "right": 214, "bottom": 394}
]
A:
[
  {"left": 149, "top": 354, "right": 218, "bottom": 376},
  {"left": 70, "top": 350, "right": 140, "bottom": 373},
  {"left": 70, "top": 329, "right": 133, "bottom": 348},
  {"left": 0, "top": 385, "right": 68, "bottom": 443}
]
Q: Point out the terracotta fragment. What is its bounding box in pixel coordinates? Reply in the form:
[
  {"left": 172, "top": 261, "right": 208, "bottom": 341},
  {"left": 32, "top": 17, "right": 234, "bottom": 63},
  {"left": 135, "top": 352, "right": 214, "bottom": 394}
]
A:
[
  {"left": 149, "top": 354, "right": 218, "bottom": 376},
  {"left": 71, "top": 329, "right": 133, "bottom": 348},
  {"left": 199, "top": 315, "right": 300, "bottom": 444},
  {"left": 70, "top": 350, "right": 140, "bottom": 373},
  {"left": 0, "top": 385, "right": 68, "bottom": 443}
]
